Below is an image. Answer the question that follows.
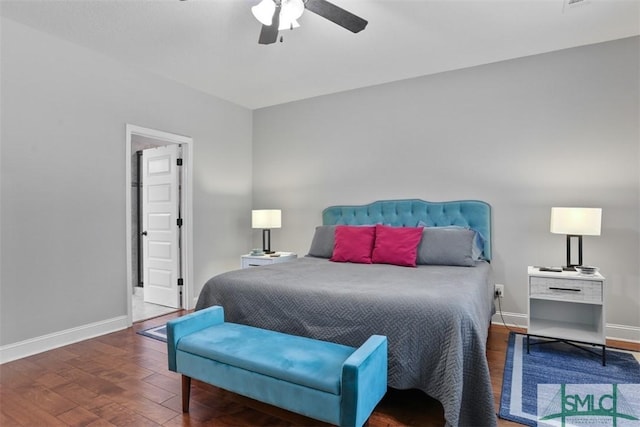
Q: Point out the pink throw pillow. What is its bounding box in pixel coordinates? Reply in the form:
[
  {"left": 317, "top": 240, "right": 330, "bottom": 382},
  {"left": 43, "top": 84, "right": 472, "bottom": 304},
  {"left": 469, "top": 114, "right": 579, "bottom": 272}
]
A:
[
  {"left": 330, "top": 225, "right": 376, "bottom": 264},
  {"left": 372, "top": 224, "right": 424, "bottom": 267}
]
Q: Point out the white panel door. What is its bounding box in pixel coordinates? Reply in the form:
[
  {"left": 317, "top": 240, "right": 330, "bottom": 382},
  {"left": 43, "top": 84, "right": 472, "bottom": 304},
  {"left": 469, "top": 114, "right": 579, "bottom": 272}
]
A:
[{"left": 142, "top": 145, "right": 181, "bottom": 308}]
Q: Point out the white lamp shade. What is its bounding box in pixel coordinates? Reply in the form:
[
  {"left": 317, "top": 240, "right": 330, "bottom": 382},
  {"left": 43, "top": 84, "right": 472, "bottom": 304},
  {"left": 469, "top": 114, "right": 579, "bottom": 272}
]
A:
[
  {"left": 251, "top": 0, "right": 276, "bottom": 26},
  {"left": 252, "top": 209, "right": 282, "bottom": 229},
  {"left": 550, "top": 207, "right": 602, "bottom": 236}
]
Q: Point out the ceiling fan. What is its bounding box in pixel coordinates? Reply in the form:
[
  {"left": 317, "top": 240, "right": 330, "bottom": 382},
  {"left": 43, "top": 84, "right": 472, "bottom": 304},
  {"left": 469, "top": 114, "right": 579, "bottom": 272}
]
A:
[{"left": 251, "top": 0, "right": 368, "bottom": 45}]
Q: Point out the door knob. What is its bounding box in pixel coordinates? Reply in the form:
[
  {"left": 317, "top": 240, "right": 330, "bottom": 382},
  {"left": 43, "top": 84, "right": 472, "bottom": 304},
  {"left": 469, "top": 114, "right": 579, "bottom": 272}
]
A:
[{"left": 141, "top": 231, "right": 148, "bottom": 236}]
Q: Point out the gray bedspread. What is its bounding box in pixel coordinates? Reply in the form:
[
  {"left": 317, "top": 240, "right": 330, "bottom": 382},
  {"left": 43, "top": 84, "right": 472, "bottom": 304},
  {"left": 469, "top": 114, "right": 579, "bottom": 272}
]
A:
[{"left": 195, "top": 257, "right": 497, "bottom": 427}]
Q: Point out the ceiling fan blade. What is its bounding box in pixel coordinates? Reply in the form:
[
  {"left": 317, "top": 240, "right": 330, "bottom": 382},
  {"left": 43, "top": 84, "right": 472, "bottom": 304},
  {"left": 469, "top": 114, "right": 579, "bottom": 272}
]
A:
[
  {"left": 258, "top": 24, "right": 279, "bottom": 44},
  {"left": 304, "top": 0, "right": 367, "bottom": 33},
  {"left": 258, "top": 4, "right": 280, "bottom": 44}
]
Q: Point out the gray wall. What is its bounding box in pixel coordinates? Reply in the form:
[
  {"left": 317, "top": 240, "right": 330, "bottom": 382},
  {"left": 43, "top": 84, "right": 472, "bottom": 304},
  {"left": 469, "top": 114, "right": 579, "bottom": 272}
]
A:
[
  {"left": 0, "top": 18, "right": 253, "bottom": 345},
  {"left": 253, "top": 37, "right": 640, "bottom": 334}
]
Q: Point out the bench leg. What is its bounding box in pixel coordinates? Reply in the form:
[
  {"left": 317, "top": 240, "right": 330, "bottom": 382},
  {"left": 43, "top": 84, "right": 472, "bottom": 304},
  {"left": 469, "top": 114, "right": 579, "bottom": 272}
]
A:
[{"left": 182, "top": 375, "right": 192, "bottom": 413}]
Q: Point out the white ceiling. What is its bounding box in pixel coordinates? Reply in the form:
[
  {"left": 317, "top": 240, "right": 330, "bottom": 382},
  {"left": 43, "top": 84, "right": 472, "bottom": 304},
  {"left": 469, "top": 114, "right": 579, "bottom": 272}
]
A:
[{"left": 1, "top": 0, "right": 638, "bottom": 109}]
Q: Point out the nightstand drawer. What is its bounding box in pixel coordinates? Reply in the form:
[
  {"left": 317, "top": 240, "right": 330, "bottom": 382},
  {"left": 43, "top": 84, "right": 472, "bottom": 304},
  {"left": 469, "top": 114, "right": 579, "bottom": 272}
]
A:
[
  {"left": 530, "top": 276, "right": 602, "bottom": 303},
  {"left": 243, "top": 258, "right": 274, "bottom": 267},
  {"left": 240, "top": 252, "right": 297, "bottom": 268}
]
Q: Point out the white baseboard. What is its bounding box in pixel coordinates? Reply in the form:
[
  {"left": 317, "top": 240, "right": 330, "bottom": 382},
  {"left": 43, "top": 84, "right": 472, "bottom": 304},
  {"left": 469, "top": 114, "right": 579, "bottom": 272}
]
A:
[
  {"left": 492, "top": 311, "right": 640, "bottom": 343},
  {"left": 492, "top": 311, "right": 528, "bottom": 330},
  {"left": 0, "top": 316, "right": 129, "bottom": 364},
  {"left": 606, "top": 323, "right": 640, "bottom": 343}
]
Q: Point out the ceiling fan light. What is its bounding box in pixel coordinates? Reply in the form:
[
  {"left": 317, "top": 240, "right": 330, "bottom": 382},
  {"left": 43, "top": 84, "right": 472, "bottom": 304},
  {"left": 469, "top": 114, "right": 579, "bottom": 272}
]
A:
[
  {"left": 251, "top": 0, "right": 275, "bottom": 26},
  {"left": 278, "top": 0, "right": 304, "bottom": 30},
  {"left": 278, "top": 18, "right": 300, "bottom": 31},
  {"left": 283, "top": 0, "right": 304, "bottom": 19}
]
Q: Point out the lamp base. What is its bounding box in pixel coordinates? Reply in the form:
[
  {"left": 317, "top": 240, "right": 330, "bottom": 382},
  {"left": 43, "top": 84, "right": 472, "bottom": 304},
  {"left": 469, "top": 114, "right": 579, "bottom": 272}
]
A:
[
  {"left": 262, "top": 229, "right": 274, "bottom": 254},
  {"left": 564, "top": 235, "right": 583, "bottom": 273}
]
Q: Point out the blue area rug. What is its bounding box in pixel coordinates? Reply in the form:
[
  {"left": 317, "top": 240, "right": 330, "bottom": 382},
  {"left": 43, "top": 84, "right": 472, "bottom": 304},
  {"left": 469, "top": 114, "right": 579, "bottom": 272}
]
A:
[
  {"left": 499, "top": 333, "right": 640, "bottom": 426},
  {"left": 137, "top": 324, "right": 167, "bottom": 342}
]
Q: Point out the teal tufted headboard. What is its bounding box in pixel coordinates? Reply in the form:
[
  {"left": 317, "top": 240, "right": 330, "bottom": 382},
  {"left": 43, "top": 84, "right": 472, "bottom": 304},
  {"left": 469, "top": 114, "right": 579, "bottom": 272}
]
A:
[{"left": 322, "top": 199, "right": 492, "bottom": 260}]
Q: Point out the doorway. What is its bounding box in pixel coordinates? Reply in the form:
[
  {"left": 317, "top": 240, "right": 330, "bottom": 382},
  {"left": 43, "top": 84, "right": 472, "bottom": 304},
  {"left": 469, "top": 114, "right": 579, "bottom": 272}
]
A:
[{"left": 125, "top": 125, "right": 193, "bottom": 324}]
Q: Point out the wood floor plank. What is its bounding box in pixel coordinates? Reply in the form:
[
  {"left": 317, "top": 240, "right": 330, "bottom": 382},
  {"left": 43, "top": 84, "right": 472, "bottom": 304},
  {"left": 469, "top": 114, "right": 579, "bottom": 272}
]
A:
[
  {"left": 52, "top": 381, "right": 115, "bottom": 413},
  {"left": 142, "top": 372, "right": 183, "bottom": 396},
  {"left": 109, "top": 391, "right": 178, "bottom": 425},
  {"left": 0, "top": 364, "right": 33, "bottom": 389},
  {"left": 67, "top": 339, "right": 129, "bottom": 359},
  {"left": 58, "top": 367, "right": 127, "bottom": 397},
  {"left": 90, "top": 401, "right": 160, "bottom": 427},
  {"left": 160, "top": 394, "right": 215, "bottom": 423},
  {"left": 162, "top": 413, "right": 213, "bottom": 427},
  {"left": 0, "top": 387, "right": 68, "bottom": 426},
  {"left": 13, "top": 382, "right": 77, "bottom": 416},
  {"left": 30, "top": 346, "right": 82, "bottom": 363},
  {"left": 115, "top": 377, "right": 176, "bottom": 404},
  {"left": 0, "top": 409, "right": 23, "bottom": 427},
  {"left": 4, "top": 357, "right": 48, "bottom": 378},
  {"left": 35, "top": 371, "right": 74, "bottom": 389},
  {"left": 57, "top": 406, "right": 102, "bottom": 427},
  {"left": 30, "top": 354, "right": 76, "bottom": 375},
  {"left": 84, "top": 419, "right": 118, "bottom": 427}
]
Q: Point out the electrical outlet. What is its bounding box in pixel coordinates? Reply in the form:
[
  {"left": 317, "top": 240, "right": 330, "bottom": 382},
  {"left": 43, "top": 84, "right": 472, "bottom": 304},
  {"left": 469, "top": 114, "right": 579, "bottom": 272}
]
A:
[{"left": 494, "top": 284, "right": 504, "bottom": 298}]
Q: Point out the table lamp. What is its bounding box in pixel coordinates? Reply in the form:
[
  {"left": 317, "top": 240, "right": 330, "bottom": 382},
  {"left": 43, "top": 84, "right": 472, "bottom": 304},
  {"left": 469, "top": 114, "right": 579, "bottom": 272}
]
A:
[
  {"left": 252, "top": 209, "right": 281, "bottom": 254},
  {"left": 550, "top": 207, "right": 602, "bottom": 271}
]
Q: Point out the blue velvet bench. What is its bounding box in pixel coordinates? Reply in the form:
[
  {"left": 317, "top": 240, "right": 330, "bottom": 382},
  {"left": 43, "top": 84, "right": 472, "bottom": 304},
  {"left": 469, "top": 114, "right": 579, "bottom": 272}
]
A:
[{"left": 166, "top": 306, "right": 388, "bottom": 427}]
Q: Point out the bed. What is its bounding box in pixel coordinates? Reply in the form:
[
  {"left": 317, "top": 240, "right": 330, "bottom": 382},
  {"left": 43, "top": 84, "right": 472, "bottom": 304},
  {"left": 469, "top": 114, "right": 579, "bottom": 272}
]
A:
[{"left": 195, "top": 199, "right": 497, "bottom": 427}]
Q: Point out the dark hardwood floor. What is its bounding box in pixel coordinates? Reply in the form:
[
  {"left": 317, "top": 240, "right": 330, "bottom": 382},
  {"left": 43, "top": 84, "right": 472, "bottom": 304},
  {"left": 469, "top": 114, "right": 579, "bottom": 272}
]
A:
[{"left": 1, "top": 312, "right": 637, "bottom": 427}]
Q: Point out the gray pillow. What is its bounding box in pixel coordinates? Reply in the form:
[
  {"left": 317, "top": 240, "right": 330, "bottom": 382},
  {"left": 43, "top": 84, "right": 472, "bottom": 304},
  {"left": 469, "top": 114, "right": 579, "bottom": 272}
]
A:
[
  {"left": 417, "top": 222, "right": 485, "bottom": 260},
  {"left": 307, "top": 225, "right": 336, "bottom": 258},
  {"left": 416, "top": 227, "right": 475, "bottom": 267}
]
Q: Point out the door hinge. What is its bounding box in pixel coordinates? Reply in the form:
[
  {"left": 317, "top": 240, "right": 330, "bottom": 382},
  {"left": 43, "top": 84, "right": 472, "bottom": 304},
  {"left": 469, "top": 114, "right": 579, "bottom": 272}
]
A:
[
  {"left": 178, "top": 278, "right": 184, "bottom": 287},
  {"left": 177, "top": 218, "right": 183, "bottom": 227},
  {"left": 177, "top": 158, "right": 183, "bottom": 166}
]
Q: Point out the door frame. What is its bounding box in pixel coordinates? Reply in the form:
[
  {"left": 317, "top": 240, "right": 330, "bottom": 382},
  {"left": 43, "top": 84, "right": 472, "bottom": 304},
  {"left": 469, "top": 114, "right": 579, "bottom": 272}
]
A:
[{"left": 125, "top": 124, "right": 194, "bottom": 325}]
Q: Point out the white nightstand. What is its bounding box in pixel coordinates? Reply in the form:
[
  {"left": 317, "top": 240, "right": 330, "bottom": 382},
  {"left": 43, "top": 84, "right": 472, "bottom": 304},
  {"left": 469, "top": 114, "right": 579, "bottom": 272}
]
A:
[
  {"left": 527, "top": 266, "right": 606, "bottom": 365},
  {"left": 241, "top": 252, "right": 297, "bottom": 268}
]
